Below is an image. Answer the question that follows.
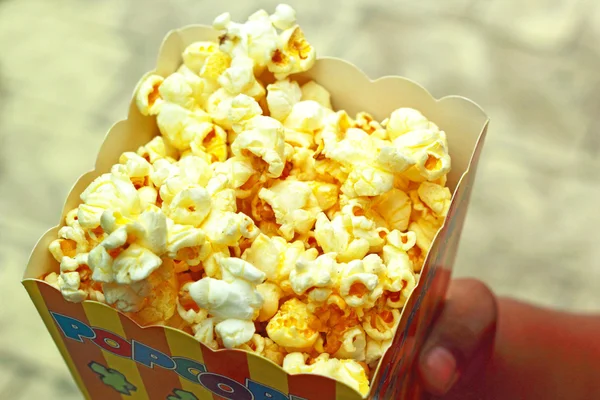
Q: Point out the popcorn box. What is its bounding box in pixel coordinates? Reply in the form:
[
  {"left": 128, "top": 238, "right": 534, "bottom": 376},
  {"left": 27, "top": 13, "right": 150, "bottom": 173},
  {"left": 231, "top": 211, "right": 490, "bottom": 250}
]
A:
[{"left": 22, "top": 25, "right": 488, "bottom": 400}]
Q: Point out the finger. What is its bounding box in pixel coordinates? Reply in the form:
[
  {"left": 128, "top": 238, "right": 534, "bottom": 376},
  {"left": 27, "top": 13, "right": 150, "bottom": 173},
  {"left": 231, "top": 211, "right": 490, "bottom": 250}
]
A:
[{"left": 418, "top": 278, "right": 498, "bottom": 396}]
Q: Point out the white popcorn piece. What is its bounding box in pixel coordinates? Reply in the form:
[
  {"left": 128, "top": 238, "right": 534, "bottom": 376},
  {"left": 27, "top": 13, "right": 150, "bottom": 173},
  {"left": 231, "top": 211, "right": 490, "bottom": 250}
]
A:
[
  {"left": 57, "top": 271, "right": 87, "bottom": 303},
  {"left": 282, "top": 353, "right": 369, "bottom": 396},
  {"left": 290, "top": 253, "right": 337, "bottom": 295},
  {"left": 192, "top": 317, "right": 219, "bottom": 350},
  {"left": 338, "top": 259, "right": 381, "bottom": 308},
  {"left": 201, "top": 209, "right": 258, "bottom": 246},
  {"left": 385, "top": 107, "right": 437, "bottom": 141},
  {"left": 137, "top": 136, "right": 178, "bottom": 164},
  {"left": 313, "top": 212, "right": 369, "bottom": 263},
  {"left": 393, "top": 128, "right": 451, "bottom": 182},
  {"left": 176, "top": 288, "right": 209, "bottom": 325},
  {"left": 227, "top": 94, "right": 263, "bottom": 133},
  {"left": 135, "top": 74, "right": 164, "bottom": 116},
  {"left": 215, "top": 319, "right": 256, "bottom": 349},
  {"left": 256, "top": 282, "right": 283, "bottom": 322},
  {"left": 270, "top": 4, "right": 296, "bottom": 30},
  {"left": 78, "top": 169, "right": 141, "bottom": 229},
  {"left": 218, "top": 55, "right": 265, "bottom": 98},
  {"left": 189, "top": 257, "right": 265, "bottom": 328},
  {"left": 266, "top": 78, "right": 301, "bottom": 122},
  {"left": 138, "top": 186, "right": 158, "bottom": 209},
  {"left": 266, "top": 298, "right": 319, "bottom": 349},
  {"left": 300, "top": 80, "right": 332, "bottom": 110},
  {"left": 156, "top": 156, "right": 213, "bottom": 204},
  {"left": 110, "top": 244, "right": 163, "bottom": 285},
  {"left": 43, "top": 272, "right": 60, "bottom": 290},
  {"left": 283, "top": 100, "right": 327, "bottom": 134},
  {"left": 268, "top": 25, "right": 316, "bottom": 80},
  {"left": 211, "top": 156, "right": 256, "bottom": 190},
  {"left": 103, "top": 281, "right": 150, "bottom": 313},
  {"left": 365, "top": 337, "right": 392, "bottom": 367},
  {"left": 159, "top": 72, "right": 204, "bottom": 110},
  {"left": 119, "top": 152, "right": 153, "bottom": 189},
  {"left": 205, "top": 88, "right": 236, "bottom": 128},
  {"left": 334, "top": 326, "right": 367, "bottom": 362},
  {"left": 231, "top": 116, "right": 286, "bottom": 178},
  {"left": 258, "top": 179, "right": 320, "bottom": 240},
  {"left": 165, "top": 186, "right": 212, "bottom": 226},
  {"left": 156, "top": 103, "right": 213, "bottom": 151},
  {"left": 242, "top": 234, "right": 307, "bottom": 287},
  {"left": 182, "top": 41, "right": 221, "bottom": 74},
  {"left": 166, "top": 219, "right": 209, "bottom": 266},
  {"left": 342, "top": 164, "right": 394, "bottom": 198}
]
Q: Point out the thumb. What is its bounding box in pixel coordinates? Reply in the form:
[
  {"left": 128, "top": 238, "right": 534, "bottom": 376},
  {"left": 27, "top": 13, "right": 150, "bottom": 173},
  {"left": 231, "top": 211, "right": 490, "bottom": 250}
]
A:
[{"left": 418, "top": 278, "right": 498, "bottom": 396}]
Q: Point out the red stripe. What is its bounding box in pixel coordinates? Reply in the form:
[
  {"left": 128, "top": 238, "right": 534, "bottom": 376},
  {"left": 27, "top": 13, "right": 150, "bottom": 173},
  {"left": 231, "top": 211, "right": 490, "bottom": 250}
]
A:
[
  {"left": 200, "top": 347, "right": 250, "bottom": 400},
  {"left": 38, "top": 282, "right": 121, "bottom": 400},
  {"left": 118, "top": 314, "right": 183, "bottom": 400},
  {"left": 288, "top": 373, "right": 337, "bottom": 400}
]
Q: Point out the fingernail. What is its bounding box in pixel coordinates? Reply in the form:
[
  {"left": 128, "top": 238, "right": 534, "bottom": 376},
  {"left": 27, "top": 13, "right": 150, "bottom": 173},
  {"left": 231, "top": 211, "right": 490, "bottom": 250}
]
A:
[{"left": 424, "top": 346, "right": 460, "bottom": 394}]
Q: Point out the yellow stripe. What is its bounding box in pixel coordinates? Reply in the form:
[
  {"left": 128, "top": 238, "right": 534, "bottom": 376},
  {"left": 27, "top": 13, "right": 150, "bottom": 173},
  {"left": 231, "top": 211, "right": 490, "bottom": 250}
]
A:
[
  {"left": 83, "top": 302, "right": 149, "bottom": 400},
  {"left": 23, "top": 280, "right": 92, "bottom": 399},
  {"left": 164, "top": 327, "right": 213, "bottom": 400},
  {"left": 335, "top": 380, "right": 363, "bottom": 400},
  {"left": 247, "top": 353, "right": 289, "bottom": 396}
]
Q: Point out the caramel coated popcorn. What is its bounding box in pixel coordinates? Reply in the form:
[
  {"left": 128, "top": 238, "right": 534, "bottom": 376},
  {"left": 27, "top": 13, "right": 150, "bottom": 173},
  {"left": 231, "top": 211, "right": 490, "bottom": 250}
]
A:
[{"left": 45, "top": 4, "right": 453, "bottom": 396}]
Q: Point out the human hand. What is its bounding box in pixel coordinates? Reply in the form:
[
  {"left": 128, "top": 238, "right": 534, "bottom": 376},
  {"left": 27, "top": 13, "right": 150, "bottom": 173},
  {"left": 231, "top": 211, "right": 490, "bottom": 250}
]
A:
[{"left": 418, "top": 278, "right": 498, "bottom": 398}]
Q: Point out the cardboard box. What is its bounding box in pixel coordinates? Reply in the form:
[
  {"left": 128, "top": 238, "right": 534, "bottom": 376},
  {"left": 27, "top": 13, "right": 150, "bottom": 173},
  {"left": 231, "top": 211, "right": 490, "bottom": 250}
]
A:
[{"left": 22, "top": 25, "right": 489, "bottom": 400}]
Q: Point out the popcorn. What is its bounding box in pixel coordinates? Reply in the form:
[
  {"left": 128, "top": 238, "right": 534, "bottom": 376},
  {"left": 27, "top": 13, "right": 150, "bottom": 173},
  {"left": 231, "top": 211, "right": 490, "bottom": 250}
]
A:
[
  {"left": 300, "top": 80, "right": 332, "bottom": 109},
  {"left": 267, "top": 298, "right": 319, "bottom": 349},
  {"left": 137, "top": 136, "right": 178, "bottom": 164},
  {"left": 189, "top": 257, "right": 265, "bottom": 348},
  {"left": 231, "top": 116, "right": 286, "bottom": 178},
  {"left": 242, "top": 233, "right": 307, "bottom": 288},
  {"left": 46, "top": 6, "right": 458, "bottom": 395},
  {"left": 385, "top": 107, "right": 437, "bottom": 141},
  {"left": 257, "top": 179, "right": 321, "bottom": 240},
  {"left": 256, "top": 282, "right": 283, "bottom": 322},
  {"left": 215, "top": 319, "right": 256, "bottom": 349},
  {"left": 156, "top": 103, "right": 213, "bottom": 151},
  {"left": 135, "top": 74, "right": 164, "bottom": 116},
  {"left": 283, "top": 353, "right": 369, "bottom": 396},
  {"left": 268, "top": 25, "right": 316, "bottom": 80},
  {"left": 334, "top": 326, "right": 367, "bottom": 362},
  {"left": 266, "top": 78, "right": 301, "bottom": 122}
]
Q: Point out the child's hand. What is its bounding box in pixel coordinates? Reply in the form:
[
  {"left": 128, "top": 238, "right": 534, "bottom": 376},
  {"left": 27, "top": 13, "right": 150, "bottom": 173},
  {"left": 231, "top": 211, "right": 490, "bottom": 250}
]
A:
[{"left": 418, "top": 278, "right": 498, "bottom": 397}]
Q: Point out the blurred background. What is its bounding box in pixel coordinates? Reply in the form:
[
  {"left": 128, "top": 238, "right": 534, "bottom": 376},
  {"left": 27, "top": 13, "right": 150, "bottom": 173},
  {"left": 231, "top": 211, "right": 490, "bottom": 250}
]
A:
[{"left": 0, "top": 0, "right": 599, "bottom": 398}]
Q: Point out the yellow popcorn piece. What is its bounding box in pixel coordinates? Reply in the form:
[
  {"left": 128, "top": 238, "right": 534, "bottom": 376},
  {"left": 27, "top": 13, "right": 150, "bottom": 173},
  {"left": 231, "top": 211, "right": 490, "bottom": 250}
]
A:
[
  {"left": 258, "top": 179, "right": 321, "bottom": 240},
  {"left": 334, "top": 326, "right": 367, "bottom": 362},
  {"left": 266, "top": 78, "right": 301, "bottom": 122},
  {"left": 418, "top": 181, "right": 452, "bottom": 217},
  {"left": 362, "top": 308, "right": 401, "bottom": 341},
  {"left": 199, "top": 51, "right": 232, "bottom": 82},
  {"left": 267, "top": 298, "right": 319, "bottom": 349},
  {"left": 372, "top": 188, "right": 412, "bottom": 231},
  {"left": 256, "top": 282, "right": 283, "bottom": 322},
  {"left": 268, "top": 25, "right": 316, "bottom": 80},
  {"left": 353, "top": 112, "right": 384, "bottom": 136},
  {"left": 231, "top": 116, "right": 286, "bottom": 178},
  {"left": 242, "top": 233, "right": 308, "bottom": 288},
  {"left": 182, "top": 41, "right": 221, "bottom": 74},
  {"left": 308, "top": 181, "right": 339, "bottom": 211},
  {"left": 130, "top": 261, "right": 178, "bottom": 326},
  {"left": 300, "top": 80, "right": 332, "bottom": 110},
  {"left": 136, "top": 136, "right": 178, "bottom": 164},
  {"left": 283, "top": 353, "right": 369, "bottom": 397},
  {"left": 138, "top": 186, "right": 158, "bottom": 209},
  {"left": 385, "top": 107, "right": 438, "bottom": 140},
  {"left": 156, "top": 103, "right": 213, "bottom": 151},
  {"left": 135, "top": 74, "right": 164, "bottom": 116},
  {"left": 338, "top": 257, "right": 382, "bottom": 308},
  {"left": 118, "top": 152, "right": 153, "bottom": 187}
]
